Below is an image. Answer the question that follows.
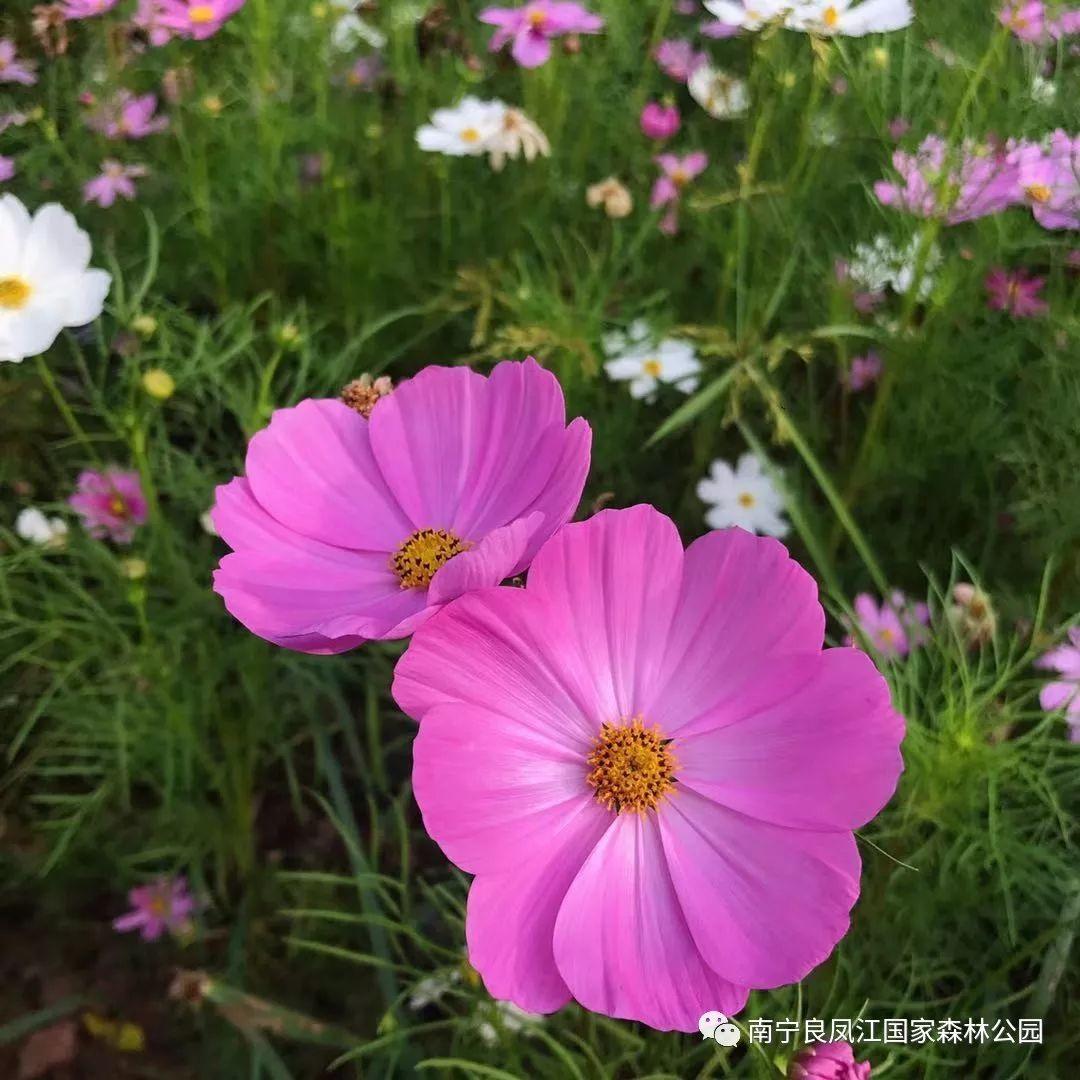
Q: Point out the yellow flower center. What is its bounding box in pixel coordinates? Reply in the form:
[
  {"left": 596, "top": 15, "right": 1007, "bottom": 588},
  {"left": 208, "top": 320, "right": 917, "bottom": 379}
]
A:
[
  {"left": 823, "top": 6, "right": 840, "bottom": 27},
  {"left": 189, "top": 4, "right": 216, "bottom": 24},
  {"left": 738, "top": 492, "right": 756, "bottom": 508},
  {"left": 527, "top": 9, "right": 548, "bottom": 28},
  {"left": 879, "top": 627, "right": 896, "bottom": 645},
  {"left": 1026, "top": 183, "right": 1052, "bottom": 204},
  {"left": 148, "top": 896, "right": 169, "bottom": 917},
  {"left": 671, "top": 168, "right": 689, "bottom": 187},
  {"left": 642, "top": 358, "right": 663, "bottom": 377},
  {"left": 109, "top": 495, "right": 128, "bottom": 517},
  {"left": 392, "top": 528, "right": 466, "bottom": 589},
  {"left": 586, "top": 718, "right": 677, "bottom": 814},
  {"left": 460, "top": 127, "right": 481, "bottom": 144},
  {"left": 0, "top": 276, "right": 32, "bottom": 310}
]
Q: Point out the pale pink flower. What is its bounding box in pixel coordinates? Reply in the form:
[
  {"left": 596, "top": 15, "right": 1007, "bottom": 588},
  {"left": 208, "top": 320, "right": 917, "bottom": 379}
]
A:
[
  {"left": 0, "top": 39, "right": 37, "bottom": 86},
  {"left": 789, "top": 1041, "right": 872, "bottom": 1079},
  {"left": 1037, "top": 627, "right": 1080, "bottom": 740},
  {"left": 640, "top": 101, "right": 680, "bottom": 140},
  {"left": 845, "top": 352, "right": 883, "bottom": 392},
  {"left": 0, "top": 155, "right": 14, "bottom": 183},
  {"left": 1012, "top": 131, "right": 1080, "bottom": 230},
  {"left": 651, "top": 151, "right": 707, "bottom": 235},
  {"left": 985, "top": 267, "right": 1049, "bottom": 317},
  {"left": 113, "top": 877, "right": 195, "bottom": 941},
  {"left": 888, "top": 116, "right": 910, "bottom": 141},
  {"left": 846, "top": 592, "right": 927, "bottom": 661},
  {"left": 158, "top": 0, "right": 246, "bottom": 40},
  {"left": 999, "top": 0, "right": 1048, "bottom": 40},
  {"left": 86, "top": 91, "right": 169, "bottom": 139},
  {"left": 479, "top": 2, "right": 604, "bottom": 68},
  {"left": 83, "top": 160, "right": 148, "bottom": 208},
  {"left": 62, "top": 0, "right": 120, "bottom": 18},
  {"left": 654, "top": 38, "right": 706, "bottom": 82},
  {"left": 133, "top": 0, "right": 177, "bottom": 46},
  {"left": 69, "top": 468, "right": 148, "bottom": 543}
]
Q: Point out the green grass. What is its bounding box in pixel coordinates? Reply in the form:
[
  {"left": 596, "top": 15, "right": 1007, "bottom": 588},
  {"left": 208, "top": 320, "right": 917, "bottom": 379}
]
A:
[{"left": 2, "top": 0, "right": 1080, "bottom": 1076}]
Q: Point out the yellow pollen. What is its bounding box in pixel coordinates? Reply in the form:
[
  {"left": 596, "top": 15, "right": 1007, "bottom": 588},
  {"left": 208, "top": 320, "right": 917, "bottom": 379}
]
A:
[
  {"left": 1026, "top": 183, "right": 1052, "bottom": 204},
  {"left": 108, "top": 494, "right": 128, "bottom": 517},
  {"left": 0, "top": 276, "right": 32, "bottom": 310},
  {"left": 392, "top": 528, "right": 466, "bottom": 589},
  {"left": 188, "top": 4, "right": 216, "bottom": 24},
  {"left": 460, "top": 127, "right": 482, "bottom": 144},
  {"left": 738, "top": 492, "right": 756, "bottom": 508},
  {"left": 642, "top": 358, "right": 663, "bottom": 377},
  {"left": 823, "top": 6, "right": 840, "bottom": 27},
  {"left": 587, "top": 717, "right": 677, "bottom": 814},
  {"left": 527, "top": 8, "right": 547, "bottom": 27},
  {"left": 880, "top": 628, "right": 896, "bottom": 644},
  {"left": 671, "top": 168, "right": 689, "bottom": 187},
  {"left": 148, "top": 896, "right": 169, "bottom": 917}
]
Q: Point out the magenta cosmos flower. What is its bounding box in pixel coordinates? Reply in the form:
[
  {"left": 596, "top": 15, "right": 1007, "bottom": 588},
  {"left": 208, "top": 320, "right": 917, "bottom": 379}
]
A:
[
  {"left": 69, "top": 469, "right": 148, "bottom": 543},
  {"left": 158, "top": 0, "right": 246, "bottom": 40},
  {"left": 640, "top": 101, "right": 681, "bottom": 140},
  {"left": 789, "top": 1041, "right": 871, "bottom": 1079},
  {"left": 1037, "top": 627, "right": 1080, "bottom": 741},
  {"left": 654, "top": 38, "right": 707, "bottom": 82},
  {"left": 394, "top": 506, "right": 904, "bottom": 1031},
  {"left": 113, "top": 876, "right": 195, "bottom": 941},
  {"left": 479, "top": 2, "right": 604, "bottom": 68},
  {"left": 212, "top": 359, "right": 591, "bottom": 655},
  {"left": 1012, "top": 132, "right": 1080, "bottom": 230},
  {"left": 985, "top": 267, "right": 1048, "bottom": 318},
  {"left": 0, "top": 40, "right": 37, "bottom": 86},
  {"left": 62, "top": 0, "right": 120, "bottom": 18},
  {"left": 87, "top": 92, "right": 169, "bottom": 139},
  {"left": 83, "top": 161, "right": 148, "bottom": 208}
]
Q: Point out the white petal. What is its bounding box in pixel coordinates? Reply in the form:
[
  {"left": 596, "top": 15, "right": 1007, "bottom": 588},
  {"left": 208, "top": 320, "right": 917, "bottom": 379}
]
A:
[{"left": 24, "top": 204, "right": 92, "bottom": 280}]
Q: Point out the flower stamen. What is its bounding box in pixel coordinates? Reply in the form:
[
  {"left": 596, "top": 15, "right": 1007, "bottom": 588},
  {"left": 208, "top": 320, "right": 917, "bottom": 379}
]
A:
[
  {"left": 586, "top": 717, "right": 677, "bottom": 814},
  {"left": 392, "top": 528, "right": 466, "bottom": 589},
  {"left": 0, "top": 276, "right": 32, "bottom": 310}
]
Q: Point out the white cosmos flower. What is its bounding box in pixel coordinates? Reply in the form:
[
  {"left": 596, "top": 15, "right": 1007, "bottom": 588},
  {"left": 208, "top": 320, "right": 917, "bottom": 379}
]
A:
[
  {"left": 704, "top": 0, "right": 793, "bottom": 30},
  {"left": 15, "top": 507, "right": 69, "bottom": 548},
  {"left": 1031, "top": 75, "right": 1056, "bottom": 106},
  {"left": 848, "top": 235, "right": 940, "bottom": 299},
  {"left": 603, "top": 320, "right": 702, "bottom": 401},
  {"left": 416, "top": 97, "right": 508, "bottom": 157},
  {"left": 787, "top": 0, "right": 913, "bottom": 35},
  {"left": 697, "top": 452, "right": 789, "bottom": 537},
  {"left": 688, "top": 65, "right": 749, "bottom": 119},
  {"left": 0, "top": 195, "right": 111, "bottom": 364}
]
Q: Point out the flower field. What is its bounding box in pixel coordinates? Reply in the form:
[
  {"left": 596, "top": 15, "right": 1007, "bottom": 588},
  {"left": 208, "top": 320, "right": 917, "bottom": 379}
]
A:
[{"left": 2, "top": 1, "right": 1080, "bottom": 1077}]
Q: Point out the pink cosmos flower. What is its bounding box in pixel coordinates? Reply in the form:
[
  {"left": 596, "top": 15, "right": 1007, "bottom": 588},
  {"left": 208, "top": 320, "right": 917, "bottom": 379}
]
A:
[
  {"left": 479, "top": 2, "right": 604, "bottom": 68},
  {"left": 69, "top": 469, "right": 148, "bottom": 544},
  {"left": 651, "top": 151, "right": 707, "bottom": 235},
  {"left": 394, "top": 507, "right": 904, "bottom": 1031},
  {"left": 157, "top": 0, "right": 246, "bottom": 41},
  {"left": 211, "top": 359, "right": 591, "bottom": 655},
  {"left": 86, "top": 92, "right": 169, "bottom": 139},
  {"left": 888, "top": 116, "right": 910, "bottom": 141},
  {"left": 113, "top": 876, "right": 195, "bottom": 941},
  {"left": 133, "top": 0, "right": 177, "bottom": 46},
  {"left": 845, "top": 351, "right": 883, "bottom": 392},
  {"left": 0, "top": 155, "right": 14, "bottom": 183},
  {"left": 874, "top": 135, "right": 1021, "bottom": 224},
  {"left": 1037, "top": 627, "right": 1080, "bottom": 741},
  {"left": 654, "top": 38, "right": 707, "bottom": 82},
  {"left": 1000, "top": 0, "right": 1048, "bottom": 40},
  {"left": 640, "top": 102, "right": 680, "bottom": 140},
  {"left": 83, "top": 160, "right": 148, "bottom": 208},
  {"left": 985, "top": 267, "right": 1048, "bottom": 317},
  {"left": 62, "top": 0, "right": 120, "bottom": 18},
  {"left": 0, "top": 39, "right": 37, "bottom": 86},
  {"left": 1012, "top": 131, "right": 1080, "bottom": 230},
  {"left": 789, "top": 1041, "right": 872, "bottom": 1079},
  {"left": 345, "top": 54, "right": 384, "bottom": 90}
]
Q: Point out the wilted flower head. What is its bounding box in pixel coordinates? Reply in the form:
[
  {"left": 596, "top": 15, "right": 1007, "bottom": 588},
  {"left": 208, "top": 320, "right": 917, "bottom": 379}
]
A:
[
  {"left": 84, "top": 160, "right": 148, "bottom": 208},
  {"left": 157, "top": 0, "right": 247, "bottom": 40},
  {"left": 697, "top": 452, "right": 789, "bottom": 537},
  {"left": 985, "top": 267, "right": 1048, "bottom": 318},
  {"left": 0, "top": 39, "right": 38, "bottom": 86},
  {"left": 1036, "top": 627, "right": 1080, "bottom": 740},
  {"left": 15, "top": 507, "right": 69, "bottom": 549},
  {"left": 32, "top": 4, "right": 71, "bottom": 56},
  {"left": 0, "top": 195, "right": 112, "bottom": 364},
  {"left": 654, "top": 38, "right": 706, "bottom": 82},
  {"left": 62, "top": 0, "right": 120, "bottom": 18},
  {"left": 393, "top": 505, "right": 904, "bottom": 1030},
  {"left": 487, "top": 106, "right": 551, "bottom": 171},
  {"left": 603, "top": 320, "right": 701, "bottom": 400},
  {"left": 69, "top": 468, "right": 148, "bottom": 543},
  {"left": 640, "top": 101, "right": 681, "bottom": 141},
  {"left": 789, "top": 1041, "right": 871, "bottom": 1079},
  {"left": 340, "top": 373, "right": 393, "bottom": 418},
  {"left": 113, "top": 876, "right": 195, "bottom": 941},
  {"left": 586, "top": 176, "right": 633, "bottom": 218},
  {"left": 86, "top": 91, "right": 169, "bottom": 139},
  {"left": 948, "top": 583, "right": 997, "bottom": 648},
  {"left": 688, "top": 65, "right": 749, "bottom": 119},
  {"left": 874, "top": 135, "right": 1021, "bottom": 224},
  {"left": 479, "top": 1, "right": 604, "bottom": 68}
]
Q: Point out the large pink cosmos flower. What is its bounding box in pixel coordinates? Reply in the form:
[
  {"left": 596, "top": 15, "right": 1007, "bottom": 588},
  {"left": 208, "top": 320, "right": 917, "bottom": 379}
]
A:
[
  {"left": 394, "top": 506, "right": 904, "bottom": 1031},
  {"left": 874, "top": 135, "right": 1020, "bottom": 225},
  {"left": 158, "top": 0, "right": 246, "bottom": 40},
  {"left": 479, "top": 1, "right": 604, "bottom": 67},
  {"left": 212, "top": 359, "right": 591, "bottom": 655},
  {"left": 1012, "top": 131, "right": 1080, "bottom": 230}
]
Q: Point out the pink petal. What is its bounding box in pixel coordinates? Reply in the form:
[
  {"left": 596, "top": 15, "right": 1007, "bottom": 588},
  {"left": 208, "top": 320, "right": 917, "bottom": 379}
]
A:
[
  {"left": 512, "top": 28, "right": 554, "bottom": 67},
  {"left": 674, "top": 647, "right": 904, "bottom": 830},
  {"left": 552, "top": 813, "right": 749, "bottom": 1031},
  {"left": 112, "top": 910, "right": 149, "bottom": 932},
  {"left": 412, "top": 702, "right": 600, "bottom": 874},
  {"left": 244, "top": 398, "right": 412, "bottom": 551},
  {"left": 658, "top": 788, "right": 862, "bottom": 988},
  {"left": 647, "top": 528, "right": 825, "bottom": 736},
  {"left": 465, "top": 799, "right": 610, "bottom": 1013},
  {"left": 427, "top": 514, "right": 539, "bottom": 606}
]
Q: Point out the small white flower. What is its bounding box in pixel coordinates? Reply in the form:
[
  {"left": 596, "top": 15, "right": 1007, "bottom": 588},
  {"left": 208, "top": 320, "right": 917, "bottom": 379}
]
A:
[
  {"left": 416, "top": 97, "right": 508, "bottom": 157},
  {"left": 15, "top": 507, "right": 69, "bottom": 548},
  {"left": 408, "top": 969, "right": 461, "bottom": 1011},
  {"left": 848, "top": 235, "right": 940, "bottom": 299},
  {"left": 603, "top": 321, "right": 702, "bottom": 401},
  {"left": 1031, "top": 75, "right": 1057, "bottom": 106},
  {"left": 786, "top": 0, "right": 914, "bottom": 36},
  {"left": 689, "top": 65, "right": 749, "bottom": 120},
  {"left": 0, "top": 195, "right": 111, "bottom": 364},
  {"left": 200, "top": 509, "right": 219, "bottom": 537},
  {"left": 474, "top": 1001, "right": 543, "bottom": 1046},
  {"left": 487, "top": 107, "right": 551, "bottom": 172},
  {"left": 330, "top": 9, "right": 387, "bottom": 52},
  {"left": 697, "top": 453, "right": 789, "bottom": 537}
]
